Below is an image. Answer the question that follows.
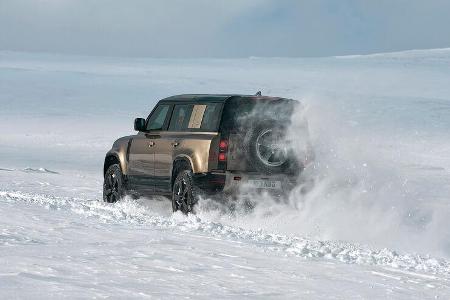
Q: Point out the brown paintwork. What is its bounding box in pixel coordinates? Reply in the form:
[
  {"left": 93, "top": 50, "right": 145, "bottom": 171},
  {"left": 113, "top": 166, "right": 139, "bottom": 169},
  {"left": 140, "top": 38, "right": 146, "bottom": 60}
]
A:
[
  {"left": 163, "top": 131, "right": 219, "bottom": 173},
  {"left": 116, "top": 131, "right": 219, "bottom": 174}
]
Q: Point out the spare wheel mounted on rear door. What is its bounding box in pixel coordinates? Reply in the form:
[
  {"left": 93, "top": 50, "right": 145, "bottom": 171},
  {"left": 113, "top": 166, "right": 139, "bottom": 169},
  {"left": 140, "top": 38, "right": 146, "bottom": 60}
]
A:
[{"left": 243, "top": 119, "right": 299, "bottom": 174}]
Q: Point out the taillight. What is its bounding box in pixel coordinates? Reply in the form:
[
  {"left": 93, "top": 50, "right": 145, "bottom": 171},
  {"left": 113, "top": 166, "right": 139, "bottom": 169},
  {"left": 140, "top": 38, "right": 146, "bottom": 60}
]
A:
[
  {"left": 218, "top": 139, "right": 228, "bottom": 162},
  {"left": 219, "top": 139, "right": 228, "bottom": 152},
  {"left": 218, "top": 153, "right": 227, "bottom": 161}
]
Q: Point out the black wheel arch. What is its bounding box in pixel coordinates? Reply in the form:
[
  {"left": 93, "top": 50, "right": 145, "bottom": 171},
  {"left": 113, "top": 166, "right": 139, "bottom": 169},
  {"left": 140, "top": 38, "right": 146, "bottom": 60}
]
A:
[
  {"left": 103, "top": 137, "right": 133, "bottom": 177},
  {"left": 171, "top": 157, "right": 193, "bottom": 189},
  {"left": 103, "top": 153, "right": 121, "bottom": 176}
]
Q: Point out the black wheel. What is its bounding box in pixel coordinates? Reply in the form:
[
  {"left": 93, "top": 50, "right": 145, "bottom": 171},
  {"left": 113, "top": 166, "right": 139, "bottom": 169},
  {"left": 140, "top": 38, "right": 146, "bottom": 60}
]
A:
[
  {"left": 244, "top": 120, "right": 298, "bottom": 174},
  {"left": 103, "top": 164, "right": 124, "bottom": 203},
  {"left": 172, "top": 170, "right": 198, "bottom": 214}
]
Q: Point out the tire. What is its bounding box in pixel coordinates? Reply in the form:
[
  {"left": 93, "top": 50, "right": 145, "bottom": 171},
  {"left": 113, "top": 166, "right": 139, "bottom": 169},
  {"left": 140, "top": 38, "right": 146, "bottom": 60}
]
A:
[
  {"left": 172, "top": 170, "right": 198, "bottom": 214},
  {"left": 103, "top": 164, "right": 124, "bottom": 203},
  {"left": 244, "top": 120, "right": 298, "bottom": 174}
]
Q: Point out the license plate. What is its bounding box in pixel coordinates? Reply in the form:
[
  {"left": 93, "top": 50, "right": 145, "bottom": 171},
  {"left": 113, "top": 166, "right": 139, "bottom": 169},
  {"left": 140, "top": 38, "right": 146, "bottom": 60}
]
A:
[{"left": 248, "top": 179, "right": 281, "bottom": 189}]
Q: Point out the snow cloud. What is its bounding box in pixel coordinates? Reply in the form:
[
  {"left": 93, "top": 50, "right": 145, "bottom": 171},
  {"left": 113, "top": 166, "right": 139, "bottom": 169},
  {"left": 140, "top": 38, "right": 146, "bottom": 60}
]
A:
[{"left": 1, "top": 0, "right": 450, "bottom": 57}]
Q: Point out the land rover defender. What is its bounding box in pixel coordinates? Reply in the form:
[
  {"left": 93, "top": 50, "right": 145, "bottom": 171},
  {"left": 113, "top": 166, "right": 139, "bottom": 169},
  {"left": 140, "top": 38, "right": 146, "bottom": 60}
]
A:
[{"left": 103, "top": 94, "right": 312, "bottom": 213}]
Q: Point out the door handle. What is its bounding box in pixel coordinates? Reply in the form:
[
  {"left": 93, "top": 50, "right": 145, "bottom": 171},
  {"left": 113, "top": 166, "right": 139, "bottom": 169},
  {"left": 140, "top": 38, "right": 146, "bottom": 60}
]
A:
[
  {"left": 145, "top": 134, "right": 161, "bottom": 139},
  {"left": 148, "top": 141, "right": 155, "bottom": 147},
  {"left": 171, "top": 141, "right": 179, "bottom": 147}
]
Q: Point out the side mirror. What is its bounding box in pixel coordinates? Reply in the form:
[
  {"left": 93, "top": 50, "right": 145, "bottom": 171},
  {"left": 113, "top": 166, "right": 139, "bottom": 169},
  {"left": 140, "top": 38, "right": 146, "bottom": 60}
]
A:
[{"left": 134, "top": 118, "right": 146, "bottom": 132}]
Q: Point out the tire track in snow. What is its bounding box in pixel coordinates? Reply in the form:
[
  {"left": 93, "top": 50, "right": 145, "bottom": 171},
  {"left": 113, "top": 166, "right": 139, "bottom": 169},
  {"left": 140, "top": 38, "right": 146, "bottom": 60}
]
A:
[{"left": 1, "top": 189, "right": 450, "bottom": 277}]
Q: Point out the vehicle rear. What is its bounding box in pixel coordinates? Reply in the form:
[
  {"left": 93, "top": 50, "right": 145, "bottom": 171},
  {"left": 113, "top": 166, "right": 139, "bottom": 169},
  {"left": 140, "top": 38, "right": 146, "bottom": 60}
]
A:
[{"left": 206, "top": 96, "right": 312, "bottom": 196}]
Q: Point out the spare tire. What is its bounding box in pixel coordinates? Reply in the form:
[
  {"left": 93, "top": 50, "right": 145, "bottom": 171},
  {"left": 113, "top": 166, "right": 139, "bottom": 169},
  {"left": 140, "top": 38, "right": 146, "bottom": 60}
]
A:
[{"left": 243, "top": 120, "right": 300, "bottom": 174}]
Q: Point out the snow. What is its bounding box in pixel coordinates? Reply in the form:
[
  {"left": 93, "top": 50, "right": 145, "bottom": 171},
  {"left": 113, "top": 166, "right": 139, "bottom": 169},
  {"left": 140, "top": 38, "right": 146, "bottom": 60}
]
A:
[{"left": 1, "top": 49, "right": 450, "bottom": 298}]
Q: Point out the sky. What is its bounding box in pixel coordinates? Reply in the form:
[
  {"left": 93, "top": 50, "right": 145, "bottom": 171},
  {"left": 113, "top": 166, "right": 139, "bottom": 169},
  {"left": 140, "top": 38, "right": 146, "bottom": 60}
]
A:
[{"left": 1, "top": 0, "right": 450, "bottom": 58}]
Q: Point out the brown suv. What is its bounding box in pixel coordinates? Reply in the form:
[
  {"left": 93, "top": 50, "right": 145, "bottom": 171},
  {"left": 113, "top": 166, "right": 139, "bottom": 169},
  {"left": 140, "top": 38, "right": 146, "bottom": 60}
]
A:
[{"left": 103, "top": 94, "right": 312, "bottom": 213}]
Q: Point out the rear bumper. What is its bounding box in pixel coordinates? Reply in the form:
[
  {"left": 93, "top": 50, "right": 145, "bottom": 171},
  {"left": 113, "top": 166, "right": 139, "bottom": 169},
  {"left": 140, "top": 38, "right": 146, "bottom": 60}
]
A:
[{"left": 193, "top": 171, "right": 297, "bottom": 195}]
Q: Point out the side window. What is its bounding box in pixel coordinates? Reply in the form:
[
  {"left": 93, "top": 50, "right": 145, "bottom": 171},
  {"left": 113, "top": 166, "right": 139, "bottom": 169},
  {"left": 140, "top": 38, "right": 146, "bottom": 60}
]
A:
[
  {"left": 188, "top": 105, "right": 207, "bottom": 129},
  {"left": 169, "top": 104, "right": 193, "bottom": 131},
  {"left": 168, "top": 103, "right": 223, "bottom": 132},
  {"left": 200, "top": 103, "right": 222, "bottom": 131},
  {"left": 146, "top": 104, "right": 170, "bottom": 131}
]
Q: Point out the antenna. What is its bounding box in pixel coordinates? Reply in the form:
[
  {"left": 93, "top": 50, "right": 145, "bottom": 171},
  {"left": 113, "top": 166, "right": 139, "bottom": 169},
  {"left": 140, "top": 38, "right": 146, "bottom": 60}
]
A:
[{"left": 255, "top": 91, "right": 262, "bottom": 96}]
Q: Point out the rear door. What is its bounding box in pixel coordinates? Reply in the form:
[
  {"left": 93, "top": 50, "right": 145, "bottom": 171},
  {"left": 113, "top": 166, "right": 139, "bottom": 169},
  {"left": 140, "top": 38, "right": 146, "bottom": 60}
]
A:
[
  {"left": 128, "top": 104, "right": 171, "bottom": 193},
  {"left": 160, "top": 102, "right": 223, "bottom": 183}
]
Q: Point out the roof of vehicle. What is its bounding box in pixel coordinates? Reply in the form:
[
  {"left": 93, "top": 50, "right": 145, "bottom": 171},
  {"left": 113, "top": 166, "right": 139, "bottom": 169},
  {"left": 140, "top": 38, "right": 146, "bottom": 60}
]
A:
[{"left": 159, "top": 94, "right": 292, "bottom": 103}]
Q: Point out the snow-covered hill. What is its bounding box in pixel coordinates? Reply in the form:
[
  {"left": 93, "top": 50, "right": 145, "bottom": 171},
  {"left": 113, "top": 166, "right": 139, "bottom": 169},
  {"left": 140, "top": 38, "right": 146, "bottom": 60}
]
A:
[{"left": 1, "top": 49, "right": 450, "bottom": 298}]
